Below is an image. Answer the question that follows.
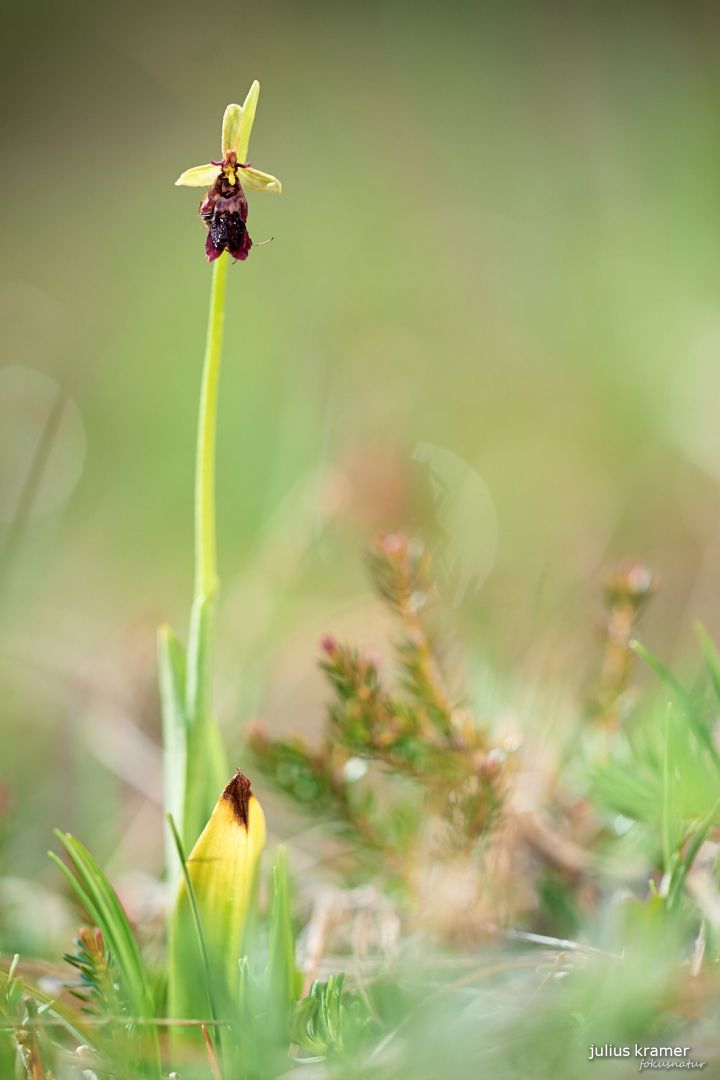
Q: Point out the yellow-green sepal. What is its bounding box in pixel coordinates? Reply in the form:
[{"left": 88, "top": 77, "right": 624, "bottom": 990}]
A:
[
  {"left": 221, "top": 82, "right": 259, "bottom": 160},
  {"left": 221, "top": 103, "right": 243, "bottom": 155},
  {"left": 175, "top": 163, "right": 219, "bottom": 188},
  {"left": 236, "top": 165, "right": 282, "bottom": 194},
  {"left": 234, "top": 80, "right": 260, "bottom": 162}
]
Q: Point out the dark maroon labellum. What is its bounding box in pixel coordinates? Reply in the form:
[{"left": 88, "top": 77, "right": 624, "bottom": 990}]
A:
[{"left": 200, "top": 164, "right": 252, "bottom": 263}]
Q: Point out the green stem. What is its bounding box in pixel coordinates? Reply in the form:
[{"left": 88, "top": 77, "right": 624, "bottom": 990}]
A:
[
  {"left": 183, "top": 253, "right": 230, "bottom": 843},
  {"left": 194, "top": 252, "right": 229, "bottom": 605}
]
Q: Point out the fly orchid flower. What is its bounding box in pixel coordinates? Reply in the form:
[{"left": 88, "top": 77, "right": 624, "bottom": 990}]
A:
[{"left": 175, "top": 81, "right": 282, "bottom": 262}]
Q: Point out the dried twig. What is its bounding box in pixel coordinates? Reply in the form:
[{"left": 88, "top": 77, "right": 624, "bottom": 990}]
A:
[{"left": 202, "top": 1023, "right": 223, "bottom": 1080}]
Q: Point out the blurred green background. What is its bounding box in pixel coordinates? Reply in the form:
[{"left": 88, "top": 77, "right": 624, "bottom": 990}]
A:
[{"left": 2, "top": 1, "right": 720, "bottom": 926}]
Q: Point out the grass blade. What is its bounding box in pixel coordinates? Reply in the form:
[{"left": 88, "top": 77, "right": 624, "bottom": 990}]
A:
[
  {"left": 695, "top": 622, "right": 720, "bottom": 708},
  {"left": 631, "top": 640, "right": 720, "bottom": 772},
  {"left": 268, "top": 848, "right": 298, "bottom": 1012},
  {"left": 166, "top": 812, "right": 217, "bottom": 1027},
  {"left": 50, "top": 833, "right": 161, "bottom": 1077},
  {"left": 157, "top": 624, "right": 188, "bottom": 886}
]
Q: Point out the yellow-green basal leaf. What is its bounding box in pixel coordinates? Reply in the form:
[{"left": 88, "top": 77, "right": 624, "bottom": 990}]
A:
[{"left": 169, "top": 771, "right": 266, "bottom": 1022}]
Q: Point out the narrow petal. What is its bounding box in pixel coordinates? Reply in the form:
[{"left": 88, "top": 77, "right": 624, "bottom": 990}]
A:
[
  {"left": 221, "top": 103, "right": 243, "bottom": 155},
  {"left": 234, "top": 80, "right": 260, "bottom": 162},
  {"left": 175, "top": 163, "right": 220, "bottom": 188},
  {"left": 236, "top": 165, "right": 282, "bottom": 194}
]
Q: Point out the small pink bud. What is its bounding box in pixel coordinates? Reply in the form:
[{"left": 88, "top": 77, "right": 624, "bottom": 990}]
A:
[
  {"left": 378, "top": 532, "right": 408, "bottom": 556},
  {"left": 320, "top": 634, "right": 338, "bottom": 656}
]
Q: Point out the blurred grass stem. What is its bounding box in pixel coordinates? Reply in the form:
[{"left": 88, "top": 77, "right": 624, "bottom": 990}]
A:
[{"left": 0, "top": 384, "right": 68, "bottom": 595}]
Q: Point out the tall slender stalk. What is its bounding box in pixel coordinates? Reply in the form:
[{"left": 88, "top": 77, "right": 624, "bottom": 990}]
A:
[
  {"left": 159, "top": 253, "right": 230, "bottom": 881},
  {"left": 183, "top": 253, "right": 230, "bottom": 844},
  {"left": 194, "top": 252, "right": 229, "bottom": 608}
]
